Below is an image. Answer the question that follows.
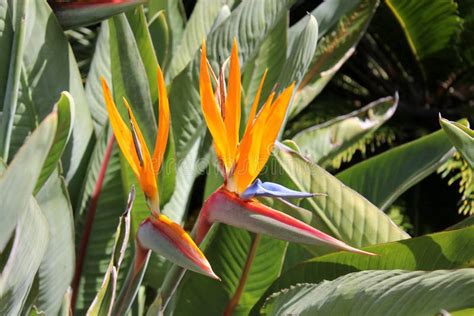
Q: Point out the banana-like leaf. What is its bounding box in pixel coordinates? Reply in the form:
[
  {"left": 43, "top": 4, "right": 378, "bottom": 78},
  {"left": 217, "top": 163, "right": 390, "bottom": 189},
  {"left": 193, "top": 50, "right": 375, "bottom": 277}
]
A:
[
  {"left": 126, "top": 6, "right": 159, "bottom": 106},
  {"left": 242, "top": 14, "right": 287, "bottom": 114},
  {"left": 293, "top": 94, "right": 397, "bottom": 167},
  {"left": 109, "top": 14, "right": 156, "bottom": 146},
  {"left": 73, "top": 130, "right": 131, "bottom": 314},
  {"left": 34, "top": 172, "right": 75, "bottom": 315},
  {"left": 0, "top": 198, "right": 49, "bottom": 315},
  {"left": 440, "top": 116, "right": 474, "bottom": 168},
  {"left": 271, "top": 143, "right": 408, "bottom": 253},
  {"left": 86, "top": 188, "right": 133, "bottom": 316},
  {"left": 23, "top": 0, "right": 92, "bottom": 182},
  {"left": 0, "top": 0, "right": 92, "bottom": 183},
  {"left": 34, "top": 92, "right": 74, "bottom": 193},
  {"left": 337, "top": 127, "right": 455, "bottom": 210},
  {"left": 289, "top": 0, "right": 360, "bottom": 41},
  {"left": 168, "top": 0, "right": 235, "bottom": 79},
  {"left": 277, "top": 15, "right": 318, "bottom": 94},
  {"left": 148, "top": 10, "right": 169, "bottom": 69},
  {"left": 85, "top": 22, "right": 111, "bottom": 133},
  {"left": 385, "top": 0, "right": 462, "bottom": 61},
  {"left": 261, "top": 269, "right": 474, "bottom": 315},
  {"left": 252, "top": 225, "right": 474, "bottom": 313},
  {"left": 290, "top": 0, "right": 379, "bottom": 118},
  {"left": 0, "top": 112, "right": 56, "bottom": 249},
  {"left": 148, "top": 0, "right": 186, "bottom": 65}
]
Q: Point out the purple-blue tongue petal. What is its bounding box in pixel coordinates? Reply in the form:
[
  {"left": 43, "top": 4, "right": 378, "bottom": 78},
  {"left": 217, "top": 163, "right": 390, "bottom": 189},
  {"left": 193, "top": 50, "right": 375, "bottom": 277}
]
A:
[{"left": 241, "top": 179, "right": 319, "bottom": 200}]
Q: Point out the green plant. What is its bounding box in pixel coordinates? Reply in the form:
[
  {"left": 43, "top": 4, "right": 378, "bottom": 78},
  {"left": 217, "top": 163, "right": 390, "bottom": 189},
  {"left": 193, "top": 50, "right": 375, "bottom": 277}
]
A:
[{"left": 0, "top": 0, "right": 472, "bottom": 315}]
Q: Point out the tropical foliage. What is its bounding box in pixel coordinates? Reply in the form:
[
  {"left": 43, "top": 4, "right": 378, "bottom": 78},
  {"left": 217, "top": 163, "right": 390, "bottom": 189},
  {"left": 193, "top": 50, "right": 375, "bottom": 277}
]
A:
[{"left": 0, "top": 0, "right": 472, "bottom": 315}]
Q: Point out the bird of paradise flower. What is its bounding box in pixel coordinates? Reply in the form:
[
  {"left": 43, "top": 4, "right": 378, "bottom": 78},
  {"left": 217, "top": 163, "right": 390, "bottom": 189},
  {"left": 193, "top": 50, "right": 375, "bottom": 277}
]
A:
[
  {"left": 195, "top": 39, "right": 373, "bottom": 257},
  {"left": 101, "top": 66, "right": 218, "bottom": 279}
]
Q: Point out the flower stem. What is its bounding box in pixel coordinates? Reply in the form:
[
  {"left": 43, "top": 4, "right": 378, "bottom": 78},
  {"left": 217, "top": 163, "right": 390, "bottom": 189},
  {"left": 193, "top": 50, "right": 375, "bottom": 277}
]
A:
[
  {"left": 223, "top": 233, "right": 261, "bottom": 316},
  {"left": 71, "top": 134, "right": 115, "bottom": 309}
]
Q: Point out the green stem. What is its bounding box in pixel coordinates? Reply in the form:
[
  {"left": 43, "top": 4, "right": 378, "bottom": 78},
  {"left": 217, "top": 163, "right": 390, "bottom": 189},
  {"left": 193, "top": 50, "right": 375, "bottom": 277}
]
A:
[{"left": 0, "top": 0, "right": 27, "bottom": 161}]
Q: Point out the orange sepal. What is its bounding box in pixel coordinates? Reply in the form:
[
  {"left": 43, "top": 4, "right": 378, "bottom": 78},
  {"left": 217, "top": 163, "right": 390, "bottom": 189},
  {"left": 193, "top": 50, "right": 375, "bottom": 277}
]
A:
[
  {"left": 152, "top": 64, "right": 170, "bottom": 175},
  {"left": 224, "top": 39, "right": 241, "bottom": 163},
  {"left": 200, "top": 42, "right": 232, "bottom": 171},
  {"left": 101, "top": 78, "right": 140, "bottom": 177}
]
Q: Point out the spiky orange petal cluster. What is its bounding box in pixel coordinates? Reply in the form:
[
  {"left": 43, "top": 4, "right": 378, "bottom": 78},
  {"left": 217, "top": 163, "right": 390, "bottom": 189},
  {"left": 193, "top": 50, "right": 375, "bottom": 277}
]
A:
[
  {"left": 101, "top": 64, "right": 170, "bottom": 209},
  {"left": 199, "top": 40, "right": 295, "bottom": 194}
]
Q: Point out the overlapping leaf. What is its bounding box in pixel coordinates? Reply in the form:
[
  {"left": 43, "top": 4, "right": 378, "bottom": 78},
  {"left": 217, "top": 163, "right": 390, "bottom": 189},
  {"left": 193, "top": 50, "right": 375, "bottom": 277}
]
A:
[
  {"left": 337, "top": 127, "right": 455, "bottom": 210},
  {"left": 261, "top": 269, "right": 474, "bottom": 315},
  {"left": 293, "top": 94, "right": 397, "bottom": 167}
]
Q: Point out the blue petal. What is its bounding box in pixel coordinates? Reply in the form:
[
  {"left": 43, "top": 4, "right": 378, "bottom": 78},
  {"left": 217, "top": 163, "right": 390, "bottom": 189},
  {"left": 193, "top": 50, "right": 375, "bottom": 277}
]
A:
[{"left": 241, "top": 179, "right": 320, "bottom": 200}]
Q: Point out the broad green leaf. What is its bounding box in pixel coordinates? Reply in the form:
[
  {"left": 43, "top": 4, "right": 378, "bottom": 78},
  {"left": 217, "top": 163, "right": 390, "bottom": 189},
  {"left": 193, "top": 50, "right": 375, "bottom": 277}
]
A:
[
  {"left": 385, "top": 0, "right": 462, "bottom": 61},
  {"left": 271, "top": 143, "right": 408, "bottom": 252},
  {"left": 126, "top": 6, "right": 159, "bottom": 106},
  {"left": 86, "top": 188, "right": 133, "bottom": 316},
  {"left": 35, "top": 92, "right": 74, "bottom": 193},
  {"left": 109, "top": 13, "right": 156, "bottom": 146},
  {"left": 148, "top": 10, "right": 169, "bottom": 69},
  {"left": 85, "top": 22, "right": 111, "bottom": 133},
  {"left": 148, "top": 0, "right": 186, "bottom": 67},
  {"left": 0, "top": 198, "right": 49, "bottom": 315},
  {"left": 293, "top": 94, "right": 397, "bottom": 167},
  {"left": 168, "top": 0, "right": 235, "bottom": 79},
  {"left": 34, "top": 172, "right": 75, "bottom": 315},
  {"left": 337, "top": 127, "right": 455, "bottom": 210},
  {"left": 276, "top": 14, "right": 318, "bottom": 106},
  {"left": 253, "top": 225, "right": 474, "bottom": 313},
  {"left": 242, "top": 14, "right": 287, "bottom": 114},
  {"left": 290, "top": 0, "right": 379, "bottom": 117},
  {"left": 261, "top": 269, "right": 474, "bottom": 315},
  {"left": 73, "top": 130, "right": 131, "bottom": 314},
  {"left": 0, "top": 112, "right": 56, "bottom": 249},
  {"left": 440, "top": 116, "right": 474, "bottom": 168},
  {"left": 289, "top": 0, "right": 360, "bottom": 41},
  {"left": 22, "top": 0, "right": 92, "bottom": 183}
]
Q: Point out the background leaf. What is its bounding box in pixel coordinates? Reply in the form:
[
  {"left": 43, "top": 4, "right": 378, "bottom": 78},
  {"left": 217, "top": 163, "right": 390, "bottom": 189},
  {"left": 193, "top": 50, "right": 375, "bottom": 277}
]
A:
[
  {"left": 261, "top": 269, "right": 474, "bottom": 315},
  {"left": 337, "top": 127, "right": 455, "bottom": 210},
  {"left": 35, "top": 92, "right": 74, "bottom": 193},
  {"left": 293, "top": 94, "right": 397, "bottom": 167},
  {"left": 252, "top": 225, "right": 474, "bottom": 313},
  {"left": 289, "top": 0, "right": 378, "bottom": 117},
  {"left": 271, "top": 143, "right": 408, "bottom": 254},
  {"left": 34, "top": 172, "right": 75, "bottom": 315},
  {"left": 0, "top": 198, "right": 49, "bottom": 315},
  {"left": 0, "top": 112, "right": 56, "bottom": 249}
]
